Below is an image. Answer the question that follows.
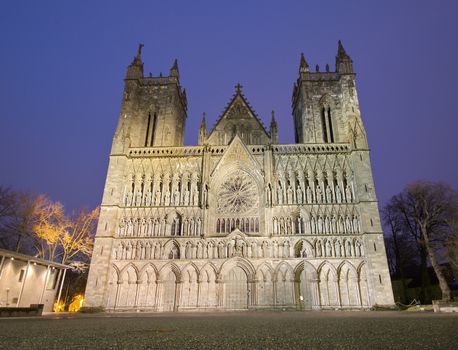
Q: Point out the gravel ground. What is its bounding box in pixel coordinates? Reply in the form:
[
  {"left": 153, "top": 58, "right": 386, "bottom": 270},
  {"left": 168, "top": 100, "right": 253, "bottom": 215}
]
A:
[{"left": 0, "top": 311, "right": 457, "bottom": 350}]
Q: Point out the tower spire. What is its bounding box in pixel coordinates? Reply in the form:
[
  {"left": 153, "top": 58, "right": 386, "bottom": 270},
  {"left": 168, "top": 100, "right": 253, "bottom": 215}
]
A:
[
  {"left": 270, "top": 110, "right": 278, "bottom": 144},
  {"left": 169, "top": 59, "right": 179, "bottom": 78},
  {"left": 126, "top": 43, "right": 144, "bottom": 79},
  {"left": 198, "top": 112, "right": 207, "bottom": 145},
  {"left": 299, "top": 52, "right": 309, "bottom": 73},
  {"left": 336, "top": 40, "right": 353, "bottom": 74}
]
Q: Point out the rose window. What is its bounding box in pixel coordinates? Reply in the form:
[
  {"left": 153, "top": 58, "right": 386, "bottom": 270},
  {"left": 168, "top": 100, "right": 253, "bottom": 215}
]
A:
[{"left": 217, "top": 171, "right": 259, "bottom": 214}]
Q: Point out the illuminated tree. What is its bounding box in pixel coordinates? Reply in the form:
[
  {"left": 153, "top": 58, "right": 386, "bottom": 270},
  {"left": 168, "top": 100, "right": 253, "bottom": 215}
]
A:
[{"left": 59, "top": 207, "right": 99, "bottom": 268}]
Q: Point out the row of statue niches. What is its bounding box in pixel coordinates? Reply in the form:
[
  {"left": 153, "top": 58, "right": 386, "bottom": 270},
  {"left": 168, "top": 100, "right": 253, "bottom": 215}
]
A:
[
  {"left": 124, "top": 187, "right": 202, "bottom": 207},
  {"left": 112, "top": 237, "right": 364, "bottom": 261},
  {"left": 272, "top": 215, "right": 360, "bottom": 235},
  {"left": 270, "top": 182, "right": 354, "bottom": 206},
  {"left": 118, "top": 216, "right": 203, "bottom": 237}
]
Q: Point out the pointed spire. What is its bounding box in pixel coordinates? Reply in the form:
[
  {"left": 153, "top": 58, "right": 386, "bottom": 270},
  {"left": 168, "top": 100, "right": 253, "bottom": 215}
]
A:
[
  {"left": 337, "top": 40, "right": 348, "bottom": 58},
  {"left": 198, "top": 112, "right": 207, "bottom": 145},
  {"left": 336, "top": 40, "right": 354, "bottom": 74},
  {"left": 169, "top": 59, "right": 179, "bottom": 78},
  {"left": 136, "top": 43, "right": 144, "bottom": 59},
  {"left": 270, "top": 110, "right": 278, "bottom": 144},
  {"left": 200, "top": 112, "right": 207, "bottom": 127},
  {"left": 126, "top": 43, "right": 144, "bottom": 79},
  {"left": 271, "top": 110, "right": 277, "bottom": 125},
  {"left": 299, "top": 52, "right": 309, "bottom": 73}
]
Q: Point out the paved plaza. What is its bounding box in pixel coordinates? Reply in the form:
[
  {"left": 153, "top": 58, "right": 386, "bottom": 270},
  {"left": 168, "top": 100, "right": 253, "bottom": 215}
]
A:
[{"left": 0, "top": 311, "right": 457, "bottom": 349}]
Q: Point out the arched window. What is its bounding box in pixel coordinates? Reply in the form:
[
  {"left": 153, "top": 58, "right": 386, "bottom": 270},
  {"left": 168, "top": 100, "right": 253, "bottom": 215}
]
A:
[
  {"left": 145, "top": 113, "right": 152, "bottom": 146},
  {"left": 321, "top": 107, "right": 328, "bottom": 143},
  {"left": 327, "top": 107, "right": 334, "bottom": 143},
  {"left": 216, "top": 219, "right": 221, "bottom": 233},
  {"left": 168, "top": 244, "right": 180, "bottom": 259}
]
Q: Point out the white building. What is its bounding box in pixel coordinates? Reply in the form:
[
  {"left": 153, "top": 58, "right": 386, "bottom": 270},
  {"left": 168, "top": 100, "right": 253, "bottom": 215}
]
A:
[
  {"left": 85, "top": 42, "right": 395, "bottom": 311},
  {"left": 0, "top": 249, "right": 70, "bottom": 312}
]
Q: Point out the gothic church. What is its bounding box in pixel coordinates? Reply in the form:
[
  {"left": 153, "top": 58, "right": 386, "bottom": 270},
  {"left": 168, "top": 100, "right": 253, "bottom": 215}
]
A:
[{"left": 85, "top": 42, "right": 395, "bottom": 311}]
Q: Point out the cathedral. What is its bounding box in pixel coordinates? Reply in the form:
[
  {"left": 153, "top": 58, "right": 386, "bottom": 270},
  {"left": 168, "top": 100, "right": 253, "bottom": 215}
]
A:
[{"left": 84, "top": 42, "right": 395, "bottom": 311}]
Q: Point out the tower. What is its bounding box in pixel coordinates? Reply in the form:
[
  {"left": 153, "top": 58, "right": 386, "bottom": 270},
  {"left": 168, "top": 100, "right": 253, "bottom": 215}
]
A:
[
  {"left": 112, "top": 45, "right": 187, "bottom": 154},
  {"left": 292, "top": 41, "right": 366, "bottom": 148},
  {"left": 292, "top": 41, "right": 393, "bottom": 306}
]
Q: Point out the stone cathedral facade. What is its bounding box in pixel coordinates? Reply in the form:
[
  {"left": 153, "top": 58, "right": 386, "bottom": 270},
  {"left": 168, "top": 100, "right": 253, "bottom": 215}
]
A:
[{"left": 85, "top": 42, "right": 395, "bottom": 312}]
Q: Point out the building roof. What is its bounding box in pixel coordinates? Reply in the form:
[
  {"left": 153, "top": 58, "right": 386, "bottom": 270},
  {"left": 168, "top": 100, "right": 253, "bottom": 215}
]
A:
[
  {"left": 0, "top": 249, "right": 71, "bottom": 269},
  {"left": 208, "top": 84, "right": 270, "bottom": 138}
]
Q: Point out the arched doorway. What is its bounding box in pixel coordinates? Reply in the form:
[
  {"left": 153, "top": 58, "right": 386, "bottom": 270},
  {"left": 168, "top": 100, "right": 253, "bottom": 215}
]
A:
[
  {"left": 225, "top": 266, "right": 248, "bottom": 309},
  {"left": 295, "top": 268, "right": 312, "bottom": 310},
  {"left": 162, "top": 271, "right": 177, "bottom": 311}
]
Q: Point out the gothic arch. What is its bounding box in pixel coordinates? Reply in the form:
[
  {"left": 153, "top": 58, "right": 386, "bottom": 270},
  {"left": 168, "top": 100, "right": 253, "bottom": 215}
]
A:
[
  {"left": 199, "top": 262, "right": 218, "bottom": 282},
  {"left": 338, "top": 261, "right": 360, "bottom": 307},
  {"left": 294, "top": 260, "right": 317, "bottom": 309},
  {"left": 294, "top": 260, "right": 317, "bottom": 279},
  {"left": 119, "top": 263, "right": 139, "bottom": 283},
  {"left": 106, "top": 265, "right": 121, "bottom": 309},
  {"left": 158, "top": 262, "right": 182, "bottom": 281},
  {"left": 274, "top": 261, "right": 295, "bottom": 306},
  {"left": 256, "top": 263, "right": 275, "bottom": 306},
  {"left": 218, "top": 257, "right": 256, "bottom": 280},
  {"left": 294, "top": 239, "right": 315, "bottom": 258},
  {"left": 318, "top": 261, "right": 339, "bottom": 307},
  {"left": 319, "top": 94, "right": 336, "bottom": 108},
  {"left": 357, "top": 262, "right": 371, "bottom": 306},
  {"left": 180, "top": 262, "right": 200, "bottom": 282},
  {"left": 117, "top": 264, "right": 138, "bottom": 308},
  {"left": 139, "top": 262, "right": 159, "bottom": 283},
  {"left": 136, "top": 263, "right": 159, "bottom": 308},
  {"left": 162, "top": 239, "right": 181, "bottom": 259}
]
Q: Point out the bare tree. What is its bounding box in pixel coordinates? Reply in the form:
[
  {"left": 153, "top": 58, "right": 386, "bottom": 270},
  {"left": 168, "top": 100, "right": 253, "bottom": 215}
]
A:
[
  {"left": 0, "top": 186, "right": 17, "bottom": 249},
  {"left": 59, "top": 207, "right": 99, "bottom": 268},
  {"left": 33, "top": 197, "right": 66, "bottom": 261},
  {"left": 385, "top": 181, "right": 458, "bottom": 301}
]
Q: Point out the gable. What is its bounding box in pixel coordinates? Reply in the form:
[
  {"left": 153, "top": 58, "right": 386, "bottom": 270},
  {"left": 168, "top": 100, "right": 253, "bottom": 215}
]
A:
[
  {"left": 206, "top": 90, "right": 271, "bottom": 146},
  {"left": 210, "top": 135, "right": 263, "bottom": 179}
]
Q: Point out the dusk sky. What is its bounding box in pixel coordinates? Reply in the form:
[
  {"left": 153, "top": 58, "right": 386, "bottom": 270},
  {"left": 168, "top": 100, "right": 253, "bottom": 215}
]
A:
[{"left": 0, "top": 0, "right": 457, "bottom": 212}]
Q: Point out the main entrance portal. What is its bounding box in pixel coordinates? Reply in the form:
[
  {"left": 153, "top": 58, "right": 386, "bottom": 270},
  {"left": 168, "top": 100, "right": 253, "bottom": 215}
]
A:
[{"left": 225, "top": 266, "right": 248, "bottom": 309}]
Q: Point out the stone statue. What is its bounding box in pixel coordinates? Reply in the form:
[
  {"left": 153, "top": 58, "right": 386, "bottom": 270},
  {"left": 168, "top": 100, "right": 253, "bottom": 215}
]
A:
[
  {"left": 318, "top": 216, "right": 323, "bottom": 234},
  {"left": 335, "top": 185, "right": 342, "bottom": 203},
  {"left": 144, "top": 190, "right": 151, "bottom": 206},
  {"left": 193, "top": 190, "right": 199, "bottom": 206},
  {"left": 265, "top": 185, "right": 272, "bottom": 206},
  {"left": 155, "top": 190, "right": 161, "bottom": 206},
  {"left": 136, "top": 191, "right": 143, "bottom": 206},
  {"left": 345, "top": 216, "right": 352, "bottom": 233},
  {"left": 345, "top": 185, "right": 352, "bottom": 203},
  {"left": 184, "top": 189, "right": 190, "bottom": 205},
  {"left": 353, "top": 216, "right": 360, "bottom": 233},
  {"left": 125, "top": 191, "right": 133, "bottom": 206},
  {"left": 277, "top": 185, "right": 283, "bottom": 205},
  {"left": 306, "top": 186, "right": 312, "bottom": 204},
  {"left": 331, "top": 216, "right": 337, "bottom": 233},
  {"left": 202, "top": 185, "right": 208, "bottom": 208},
  {"left": 316, "top": 185, "right": 323, "bottom": 203},
  {"left": 164, "top": 190, "right": 171, "bottom": 206},
  {"left": 296, "top": 186, "right": 303, "bottom": 204},
  {"left": 287, "top": 186, "right": 293, "bottom": 204},
  {"left": 325, "top": 186, "right": 332, "bottom": 203},
  {"left": 173, "top": 189, "right": 180, "bottom": 206},
  {"left": 335, "top": 240, "right": 342, "bottom": 257},
  {"left": 326, "top": 241, "right": 332, "bottom": 257}
]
